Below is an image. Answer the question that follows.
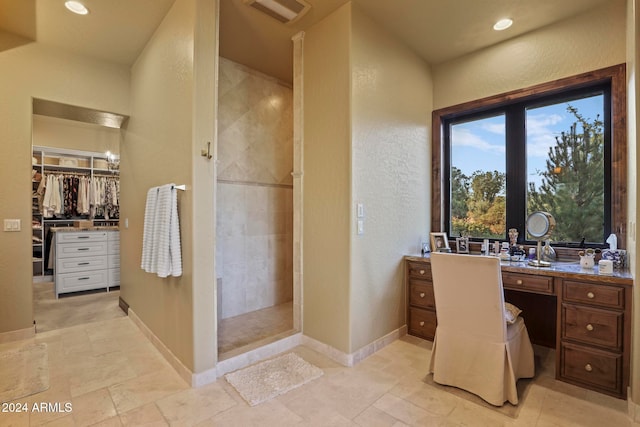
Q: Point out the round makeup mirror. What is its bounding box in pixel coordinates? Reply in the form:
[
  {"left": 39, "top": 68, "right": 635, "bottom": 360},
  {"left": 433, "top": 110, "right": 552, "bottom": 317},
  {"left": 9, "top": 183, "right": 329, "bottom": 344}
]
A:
[{"left": 526, "top": 211, "right": 556, "bottom": 267}]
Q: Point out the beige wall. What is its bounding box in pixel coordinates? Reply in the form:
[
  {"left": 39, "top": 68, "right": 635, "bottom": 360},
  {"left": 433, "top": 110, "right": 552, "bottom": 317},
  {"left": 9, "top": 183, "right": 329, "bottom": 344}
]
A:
[
  {"left": 0, "top": 42, "right": 129, "bottom": 334},
  {"left": 433, "top": 1, "right": 627, "bottom": 109},
  {"left": 120, "top": 0, "right": 197, "bottom": 371},
  {"left": 32, "top": 115, "right": 121, "bottom": 155},
  {"left": 216, "top": 57, "right": 293, "bottom": 319},
  {"left": 349, "top": 5, "right": 431, "bottom": 351},
  {"left": 628, "top": 0, "right": 639, "bottom": 408},
  {"left": 302, "top": 3, "right": 352, "bottom": 353},
  {"left": 302, "top": 2, "right": 432, "bottom": 353}
]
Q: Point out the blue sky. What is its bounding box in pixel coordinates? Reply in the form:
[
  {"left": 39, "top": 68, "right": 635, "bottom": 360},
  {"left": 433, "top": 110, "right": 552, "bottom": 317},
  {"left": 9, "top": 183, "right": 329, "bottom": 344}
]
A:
[{"left": 451, "top": 94, "right": 603, "bottom": 189}]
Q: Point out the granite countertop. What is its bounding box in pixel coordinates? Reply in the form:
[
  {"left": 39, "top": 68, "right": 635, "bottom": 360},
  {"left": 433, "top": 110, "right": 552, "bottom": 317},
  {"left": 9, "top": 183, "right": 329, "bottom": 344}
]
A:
[
  {"left": 405, "top": 253, "right": 633, "bottom": 285},
  {"left": 51, "top": 226, "right": 119, "bottom": 232}
]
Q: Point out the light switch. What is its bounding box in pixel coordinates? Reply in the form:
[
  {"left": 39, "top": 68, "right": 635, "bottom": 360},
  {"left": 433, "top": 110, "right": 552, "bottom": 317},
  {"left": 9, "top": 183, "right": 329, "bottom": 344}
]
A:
[
  {"left": 357, "top": 220, "right": 364, "bottom": 235},
  {"left": 356, "top": 203, "right": 364, "bottom": 218},
  {"left": 3, "top": 219, "right": 21, "bottom": 231}
]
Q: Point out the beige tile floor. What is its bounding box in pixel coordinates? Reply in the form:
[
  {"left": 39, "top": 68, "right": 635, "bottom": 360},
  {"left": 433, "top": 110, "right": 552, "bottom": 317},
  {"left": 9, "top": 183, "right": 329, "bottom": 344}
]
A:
[
  {"left": 33, "top": 282, "right": 125, "bottom": 333},
  {"left": 1, "top": 315, "right": 638, "bottom": 427},
  {"left": 218, "top": 302, "right": 294, "bottom": 358}
]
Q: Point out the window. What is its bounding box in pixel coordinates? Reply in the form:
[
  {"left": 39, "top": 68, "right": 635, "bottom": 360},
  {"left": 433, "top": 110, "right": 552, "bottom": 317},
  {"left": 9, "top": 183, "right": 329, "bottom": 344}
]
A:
[{"left": 432, "top": 65, "right": 626, "bottom": 248}]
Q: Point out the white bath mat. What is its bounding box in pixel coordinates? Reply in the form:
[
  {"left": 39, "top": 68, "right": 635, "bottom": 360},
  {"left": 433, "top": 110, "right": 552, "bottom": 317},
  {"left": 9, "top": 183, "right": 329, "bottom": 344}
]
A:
[
  {"left": 225, "top": 352, "right": 323, "bottom": 406},
  {"left": 0, "top": 343, "right": 49, "bottom": 403}
]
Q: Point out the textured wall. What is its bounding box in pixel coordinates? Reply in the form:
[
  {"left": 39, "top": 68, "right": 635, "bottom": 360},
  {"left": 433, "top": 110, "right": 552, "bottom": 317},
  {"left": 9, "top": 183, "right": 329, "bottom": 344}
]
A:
[
  {"left": 0, "top": 43, "right": 129, "bottom": 335},
  {"left": 120, "top": 0, "right": 196, "bottom": 370},
  {"left": 216, "top": 58, "right": 293, "bottom": 319},
  {"left": 627, "top": 0, "right": 639, "bottom": 407},
  {"left": 432, "top": 1, "right": 627, "bottom": 109},
  {"left": 302, "top": 3, "right": 352, "bottom": 353},
  {"left": 349, "top": 5, "right": 432, "bottom": 352},
  {"left": 32, "top": 115, "right": 121, "bottom": 155}
]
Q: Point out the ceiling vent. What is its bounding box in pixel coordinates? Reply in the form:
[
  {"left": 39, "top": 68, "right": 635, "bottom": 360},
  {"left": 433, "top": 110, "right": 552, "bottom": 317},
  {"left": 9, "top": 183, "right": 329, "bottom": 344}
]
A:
[{"left": 245, "top": 0, "right": 311, "bottom": 24}]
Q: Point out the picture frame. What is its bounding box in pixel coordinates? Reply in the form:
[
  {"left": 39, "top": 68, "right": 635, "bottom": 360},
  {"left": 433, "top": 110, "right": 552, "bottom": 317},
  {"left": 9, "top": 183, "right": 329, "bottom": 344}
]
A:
[
  {"left": 430, "top": 232, "right": 449, "bottom": 252},
  {"left": 456, "top": 237, "right": 469, "bottom": 254}
]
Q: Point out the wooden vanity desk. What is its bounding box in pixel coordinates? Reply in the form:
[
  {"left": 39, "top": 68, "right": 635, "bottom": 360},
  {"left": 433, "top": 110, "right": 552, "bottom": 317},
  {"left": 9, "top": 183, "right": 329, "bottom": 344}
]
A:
[{"left": 405, "top": 254, "right": 633, "bottom": 399}]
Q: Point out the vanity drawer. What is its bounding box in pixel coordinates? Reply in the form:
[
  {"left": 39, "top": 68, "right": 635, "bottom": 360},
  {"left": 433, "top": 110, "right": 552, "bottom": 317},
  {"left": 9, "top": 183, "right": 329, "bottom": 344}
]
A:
[
  {"left": 562, "top": 303, "right": 623, "bottom": 350},
  {"left": 563, "top": 280, "right": 625, "bottom": 309},
  {"left": 503, "top": 272, "right": 554, "bottom": 294},
  {"left": 56, "top": 231, "right": 107, "bottom": 243},
  {"left": 407, "top": 262, "right": 431, "bottom": 280},
  {"left": 56, "top": 255, "right": 108, "bottom": 274},
  {"left": 56, "top": 241, "right": 108, "bottom": 258},
  {"left": 56, "top": 270, "right": 108, "bottom": 294},
  {"left": 409, "top": 280, "right": 435, "bottom": 309},
  {"left": 408, "top": 307, "right": 436, "bottom": 340},
  {"left": 560, "top": 342, "right": 622, "bottom": 395}
]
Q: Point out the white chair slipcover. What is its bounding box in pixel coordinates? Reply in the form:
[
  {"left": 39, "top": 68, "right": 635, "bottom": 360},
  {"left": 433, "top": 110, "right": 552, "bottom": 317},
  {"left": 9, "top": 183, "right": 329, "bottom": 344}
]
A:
[{"left": 428, "top": 252, "right": 535, "bottom": 406}]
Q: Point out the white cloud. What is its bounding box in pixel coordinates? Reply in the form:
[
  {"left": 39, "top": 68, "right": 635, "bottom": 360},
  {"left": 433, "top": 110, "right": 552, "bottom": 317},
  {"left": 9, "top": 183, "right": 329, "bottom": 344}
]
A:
[
  {"left": 526, "top": 113, "right": 565, "bottom": 158},
  {"left": 451, "top": 128, "right": 505, "bottom": 154}
]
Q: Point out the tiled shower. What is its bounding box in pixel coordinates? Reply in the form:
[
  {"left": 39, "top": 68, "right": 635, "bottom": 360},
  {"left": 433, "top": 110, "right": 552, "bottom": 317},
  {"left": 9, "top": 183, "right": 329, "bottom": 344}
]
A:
[{"left": 216, "top": 57, "right": 294, "bottom": 354}]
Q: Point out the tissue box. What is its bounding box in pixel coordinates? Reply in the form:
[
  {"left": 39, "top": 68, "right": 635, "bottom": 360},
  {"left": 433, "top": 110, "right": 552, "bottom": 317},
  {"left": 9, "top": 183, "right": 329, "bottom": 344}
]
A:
[{"left": 601, "top": 249, "right": 626, "bottom": 269}]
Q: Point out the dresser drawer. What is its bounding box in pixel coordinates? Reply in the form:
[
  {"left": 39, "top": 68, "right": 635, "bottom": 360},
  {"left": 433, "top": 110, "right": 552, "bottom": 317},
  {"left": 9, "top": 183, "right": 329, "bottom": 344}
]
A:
[
  {"left": 56, "top": 255, "right": 108, "bottom": 274},
  {"left": 108, "top": 268, "right": 120, "bottom": 287},
  {"left": 409, "top": 280, "right": 435, "bottom": 309},
  {"left": 56, "top": 270, "right": 108, "bottom": 294},
  {"left": 56, "top": 231, "right": 107, "bottom": 243},
  {"left": 407, "top": 261, "right": 431, "bottom": 280},
  {"left": 563, "top": 280, "right": 625, "bottom": 309},
  {"left": 109, "top": 254, "right": 120, "bottom": 269},
  {"left": 560, "top": 342, "right": 622, "bottom": 395},
  {"left": 408, "top": 307, "right": 436, "bottom": 340},
  {"left": 502, "top": 272, "right": 554, "bottom": 294},
  {"left": 56, "top": 241, "right": 108, "bottom": 258},
  {"left": 562, "top": 303, "right": 623, "bottom": 350}
]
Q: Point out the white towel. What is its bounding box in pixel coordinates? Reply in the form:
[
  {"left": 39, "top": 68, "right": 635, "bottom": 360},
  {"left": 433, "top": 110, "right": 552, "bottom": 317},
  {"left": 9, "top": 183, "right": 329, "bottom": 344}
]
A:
[
  {"left": 141, "top": 187, "right": 158, "bottom": 272},
  {"left": 141, "top": 184, "right": 182, "bottom": 278}
]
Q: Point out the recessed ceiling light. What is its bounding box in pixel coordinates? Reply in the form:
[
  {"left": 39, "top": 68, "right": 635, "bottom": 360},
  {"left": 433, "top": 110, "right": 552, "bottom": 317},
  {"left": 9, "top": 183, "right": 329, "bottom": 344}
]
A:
[
  {"left": 65, "top": 1, "right": 89, "bottom": 15},
  {"left": 493, "top": 18, "right": 513, "bottom": 31}
]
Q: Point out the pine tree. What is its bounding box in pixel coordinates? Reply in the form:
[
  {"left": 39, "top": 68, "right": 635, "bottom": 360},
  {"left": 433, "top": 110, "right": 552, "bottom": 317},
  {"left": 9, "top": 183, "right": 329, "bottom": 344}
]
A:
[{"left": 528, "top": 106, "right": 604, "bottom": 242}]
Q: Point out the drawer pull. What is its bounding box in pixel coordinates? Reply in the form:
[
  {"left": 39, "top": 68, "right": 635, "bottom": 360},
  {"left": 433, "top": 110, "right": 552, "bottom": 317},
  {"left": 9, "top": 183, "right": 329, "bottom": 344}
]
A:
[
  {"left": 584, "top": 364, "right": 593, "bottom": 372},
  {"left": 419, "top": 292, "right": 425, "bottom": 298},
  {"left": 587, "top": 292, "right": 595, "bottom": 299},
  {"left": 77, "top": 236, "right": 90, "bottom": 239},
  {"left": 586, "top": 324, "right": 594, "bottom": 331},
  {"left": 419, "top": 269, "right": 425, "bottom": 275},
  {"left": 77, "top": 277, "right": 90, "bottom": 281},
  {"left": 516, "top": 279, "right": 523, "bottom": 285},
  {"left": 78, "top": 262, "right": 90, "bottom": 266},
  {"left": 419, "top": 321, "right": 425, "bottom": 327},
  {"left": 77, "top": 248, "right": 90, "bottom": 251}
]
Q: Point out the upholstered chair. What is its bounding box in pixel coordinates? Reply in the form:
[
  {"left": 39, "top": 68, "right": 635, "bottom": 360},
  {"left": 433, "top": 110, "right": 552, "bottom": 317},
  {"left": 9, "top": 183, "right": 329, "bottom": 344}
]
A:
[{"left": 428, "top": 252, "right": 535, "bottom": 406}]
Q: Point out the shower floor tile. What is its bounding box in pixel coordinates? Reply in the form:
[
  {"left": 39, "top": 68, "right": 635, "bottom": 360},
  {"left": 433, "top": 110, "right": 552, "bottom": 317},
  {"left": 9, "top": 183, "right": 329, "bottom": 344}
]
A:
[{"left": 218, "top": 301, "right": 294, "bottom": 357}]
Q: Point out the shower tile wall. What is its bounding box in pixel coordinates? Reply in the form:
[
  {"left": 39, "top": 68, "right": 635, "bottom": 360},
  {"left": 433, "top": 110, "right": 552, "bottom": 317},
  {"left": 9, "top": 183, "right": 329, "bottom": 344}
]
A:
[{"left": 217, "top": 57, "right": 293, "bottom": 320}]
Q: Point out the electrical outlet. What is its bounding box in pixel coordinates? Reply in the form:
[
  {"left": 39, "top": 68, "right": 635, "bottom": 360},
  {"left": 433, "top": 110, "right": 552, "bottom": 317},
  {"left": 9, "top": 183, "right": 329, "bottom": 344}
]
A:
[
  {"left": 357, "top": 220, "right": 364, "bottom": 235},
  {"left": 3, "top": 219, "right": 21, "bottom": 231}
]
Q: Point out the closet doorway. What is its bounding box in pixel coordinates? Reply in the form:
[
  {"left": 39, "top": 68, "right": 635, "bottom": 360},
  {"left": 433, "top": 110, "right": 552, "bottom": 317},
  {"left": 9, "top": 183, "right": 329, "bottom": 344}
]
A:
[{"left": 31, "top": 100, "right": 128, "bottom": 333}]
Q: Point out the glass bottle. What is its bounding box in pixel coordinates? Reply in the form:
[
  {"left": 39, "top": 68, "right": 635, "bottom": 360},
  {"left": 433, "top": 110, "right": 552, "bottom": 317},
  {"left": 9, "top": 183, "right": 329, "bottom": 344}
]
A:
[{"left": 542, "top": 239, "right": 556, "bottom": 262}]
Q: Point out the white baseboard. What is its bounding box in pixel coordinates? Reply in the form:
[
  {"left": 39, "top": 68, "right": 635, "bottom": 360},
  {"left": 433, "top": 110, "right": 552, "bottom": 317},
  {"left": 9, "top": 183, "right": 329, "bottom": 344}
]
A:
[
  {"left": 628, "top": 391, "right": 640, "bottom": 422},
  {"left": 128, "top": 308, "right": 406, "bottom": 388},
  {"left": 302, "top": 325, "right": 407, "bottom": 367},
  {"left": 0, "top": 325, "right": 35, "bottom": 343}
]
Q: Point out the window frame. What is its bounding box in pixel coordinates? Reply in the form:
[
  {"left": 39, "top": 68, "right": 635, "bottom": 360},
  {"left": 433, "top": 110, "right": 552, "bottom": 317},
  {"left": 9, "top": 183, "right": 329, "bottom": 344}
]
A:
[{"left": 431, "top": 64, "right": 627, "bottom": 249}]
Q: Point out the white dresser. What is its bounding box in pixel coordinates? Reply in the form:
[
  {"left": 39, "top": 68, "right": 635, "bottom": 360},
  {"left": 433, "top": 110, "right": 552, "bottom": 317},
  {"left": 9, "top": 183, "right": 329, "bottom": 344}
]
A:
[{"left": 54, "top": 229, "right": 120, "bottom": 298}]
